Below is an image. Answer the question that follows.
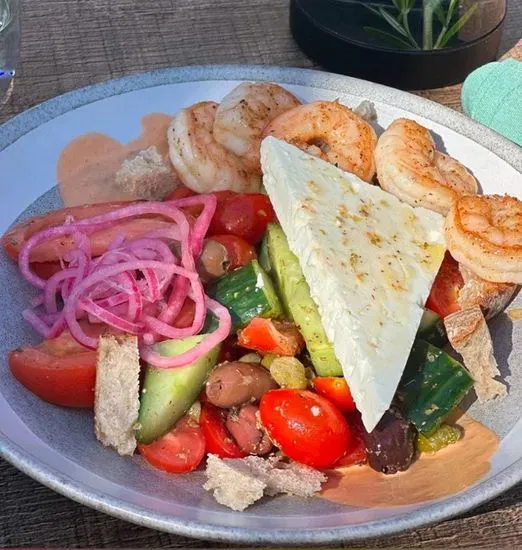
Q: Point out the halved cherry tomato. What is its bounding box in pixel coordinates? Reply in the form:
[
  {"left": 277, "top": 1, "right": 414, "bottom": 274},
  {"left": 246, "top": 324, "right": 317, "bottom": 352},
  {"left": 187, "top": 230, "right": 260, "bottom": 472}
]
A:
[
  {"left": 313, "top": 376, "right": 356, "bottom": 413},
  {"left": 336, "top": 412, "right": 367, "bottom": 467},
  {"left": 8, "top": 324, "right": 104, "bottom": 408},
  {"left": 208, "top": 193, "right": 276, "bottom": 244},
  {"left": 138, "top": 416, "right": 206, "bottom": 473},
  {"left": 209, "top": 235, "right": 257, "bottom": 271},
  {"left": 426, "top": 252, "right": 464, "bottom": 318},
  {"left": 238, "top": 318, "right": 304, "bottom": 356},
  {"left": 200, "top": 402, "right": 246, "bottom": 458},
  {"left": 259, "top": 389, "right": 352, "bottom": 469}
]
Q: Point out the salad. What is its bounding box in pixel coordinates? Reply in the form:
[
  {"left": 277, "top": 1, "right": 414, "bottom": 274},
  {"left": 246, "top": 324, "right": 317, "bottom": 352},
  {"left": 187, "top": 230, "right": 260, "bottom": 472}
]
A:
[{"left": 3, "top": 82, "right": 518, "bottom": 512}]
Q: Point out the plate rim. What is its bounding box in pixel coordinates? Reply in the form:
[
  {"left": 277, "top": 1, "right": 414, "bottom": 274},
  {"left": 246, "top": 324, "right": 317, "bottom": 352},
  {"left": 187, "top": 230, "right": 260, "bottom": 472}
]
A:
[{"left": 1, "top": 64, "right": 522, "bottom": 544}]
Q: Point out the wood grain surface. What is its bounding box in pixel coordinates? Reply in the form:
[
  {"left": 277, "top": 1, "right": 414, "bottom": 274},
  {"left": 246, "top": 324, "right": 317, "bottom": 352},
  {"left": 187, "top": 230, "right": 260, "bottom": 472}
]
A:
[{"left": 1, "top": 0, "right": 521, "bottom": 547}]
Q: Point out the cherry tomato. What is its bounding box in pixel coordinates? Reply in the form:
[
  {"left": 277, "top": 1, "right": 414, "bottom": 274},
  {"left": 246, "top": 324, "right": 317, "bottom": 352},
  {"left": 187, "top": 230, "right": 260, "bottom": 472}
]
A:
[
  {"left": 209, "top": 235, "right": 257, "bottom": 271},
  {"left": 8, "top": 325, "right": 104, "bottom": 407},
  {"left": 238, "top": 318, "right": 304, "bottom": 356},
  {"left": 313, "top": 376, "right": 356, "bottom": 413},
  {"left": 200, "top": 402, "right": 246, "bottom": 458},
  {"left": 336, "top": 412, "right": 367, "bottom": 467},
  {"left": 260, "top": 389, "right": 351, "bottom": 469},
  {"left": 426, "top": 252, "right": 464, "bottom": 318},
  {"left": 208, "top": 193, "right": 276, "bottom": 244},
  {"left": 138, "top": 416, "right": 206, "bottom": 473}
]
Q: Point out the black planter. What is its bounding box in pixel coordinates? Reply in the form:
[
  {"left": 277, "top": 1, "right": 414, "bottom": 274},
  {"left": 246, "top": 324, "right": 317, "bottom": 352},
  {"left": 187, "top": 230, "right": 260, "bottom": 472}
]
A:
[{"left": 290, "top": 0, "right": 505, "bottom": 90}]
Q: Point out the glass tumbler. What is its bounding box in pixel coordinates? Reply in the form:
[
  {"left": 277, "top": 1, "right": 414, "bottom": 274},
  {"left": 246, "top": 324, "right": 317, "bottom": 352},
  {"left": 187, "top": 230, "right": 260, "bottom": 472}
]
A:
[{"left": 0, "top": 0, "right": 20, "bottom": 105}]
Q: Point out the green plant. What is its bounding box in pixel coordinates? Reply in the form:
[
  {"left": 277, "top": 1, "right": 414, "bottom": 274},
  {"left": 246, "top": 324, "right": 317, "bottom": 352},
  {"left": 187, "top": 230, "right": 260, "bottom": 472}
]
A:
[{"left": 363, "top": 0, "right": 479, "bottom": 50}]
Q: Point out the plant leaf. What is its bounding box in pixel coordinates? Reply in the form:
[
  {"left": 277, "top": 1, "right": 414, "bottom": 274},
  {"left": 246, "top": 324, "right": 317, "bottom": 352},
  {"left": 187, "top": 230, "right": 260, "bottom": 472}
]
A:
[
  {"left": 434, "top": 4, "right": 446, "bottom": 25},
  {"left": 377, "top": 7, "right": 411, "bottom": 38},
  {"left": 428, "top": 0, "right": 447, "bottom": 25},
  {"left": 363, "top": 4, "right": 383, "bottom": 17},
  {"left": 392, "top": 0, "right": 403, "bottom": 13},
  {"left": 445, "top": 0, "right": 459, "bottom": 25},
  {"left": 364, "top": 26, "right": 416, "bottom": 50},
  {"left": 437, "top": 3, "right": 478, "bottom": 48}
]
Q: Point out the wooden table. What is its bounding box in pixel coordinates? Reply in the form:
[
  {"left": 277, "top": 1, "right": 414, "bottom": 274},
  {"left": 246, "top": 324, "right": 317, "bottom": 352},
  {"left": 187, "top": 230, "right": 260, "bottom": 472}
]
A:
[{"left": 1, "top": 0, "right": 521, "bottom": 547}]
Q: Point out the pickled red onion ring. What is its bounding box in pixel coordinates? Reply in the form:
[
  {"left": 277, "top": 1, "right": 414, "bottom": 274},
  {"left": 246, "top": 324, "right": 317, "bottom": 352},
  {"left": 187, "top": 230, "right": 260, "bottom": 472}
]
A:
[
  {"left": 17, "top": 197, "right": 231, "bottom": 368},
  {"left": 140, "top": 297, "right": 231, "bottom": 368}
]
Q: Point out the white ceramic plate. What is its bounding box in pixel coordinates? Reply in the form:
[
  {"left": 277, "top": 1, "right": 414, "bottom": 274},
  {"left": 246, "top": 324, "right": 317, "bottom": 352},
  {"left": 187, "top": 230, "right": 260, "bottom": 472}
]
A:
[{"left": 1, "top": 65, "right": 522, "bottom": 544}]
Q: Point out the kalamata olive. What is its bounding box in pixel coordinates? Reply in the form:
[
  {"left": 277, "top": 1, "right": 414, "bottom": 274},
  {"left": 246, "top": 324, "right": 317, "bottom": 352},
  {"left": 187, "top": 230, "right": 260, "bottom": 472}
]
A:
[
  {"left": 362, "top": 404, "right": 416, "bottom": 475},
  {"left": 197, "top": 239, "right": 229, "bottom": 282},
  {"left": 206, "top": 361, "right": 278, "bottom": 408},
  {"left": 225, "top": 404, "right": 273, "bottom": 455}
]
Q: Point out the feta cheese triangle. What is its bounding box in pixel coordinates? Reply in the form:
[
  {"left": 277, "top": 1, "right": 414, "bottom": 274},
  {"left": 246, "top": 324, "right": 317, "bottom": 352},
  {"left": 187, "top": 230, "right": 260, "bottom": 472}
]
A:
[{"left": 261, "top": 137, "right": 446, "bottom": 432}]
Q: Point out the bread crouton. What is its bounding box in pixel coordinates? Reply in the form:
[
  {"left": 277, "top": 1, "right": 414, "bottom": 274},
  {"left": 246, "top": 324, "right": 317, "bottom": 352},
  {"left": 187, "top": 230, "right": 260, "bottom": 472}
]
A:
[
  {"left": 247, "top": 456, "right": 327, "bottom": 497},
  {"left": 445, "top": 306, "right": 507, "bottom": 402},
  {"left": 94, "top": 334, "right": 141, "bottom": 456},
  {"left": 115, "top": 146, "right": 179, "bottom": 201},
  {"left": 458, "top": 265, "right": 517, "bottom": 320},
  {"left": 203, "top": 454, "right": 327, "bottom": 511},
  {"left": 203, "top": 454, "right": 266, "bottom": 511}
]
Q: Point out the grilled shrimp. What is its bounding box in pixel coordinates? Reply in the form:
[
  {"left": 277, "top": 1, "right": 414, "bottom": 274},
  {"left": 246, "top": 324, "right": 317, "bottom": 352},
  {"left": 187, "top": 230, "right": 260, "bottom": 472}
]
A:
[
  {"left": 213, "top": 82, "right": 301, "bottom": 173},
  {"left": 262, "top": 101, "right": 377, "bottom": 182},
  {"left": 168, "top": 101, "right": 261, "bottom": 193},
  {"left": 446, "top": 194, "right": 522, "bottom": 284},
  {"left": 375, "top": 118, "right": 478, "bottom": 215}
]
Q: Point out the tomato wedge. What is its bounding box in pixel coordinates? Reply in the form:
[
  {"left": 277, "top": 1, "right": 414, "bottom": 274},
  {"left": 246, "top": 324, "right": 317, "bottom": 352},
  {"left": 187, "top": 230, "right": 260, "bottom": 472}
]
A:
[
  {"left": 238, "top": 318, "right": 304, "bottom": 356},
  {"left": 209, "top": 235, "right": 257, "bottom": 271},
  {"left": 208, "top": 193, "right": 276, "bottom": 244},
  {"left": 31, "top": 262, "right": 63, "bottom": 280},
  {"left": 164, "top": 186, "right": 197, "bottom": 201},
  {"left": 165, "top": 190, "right": 276, "bottom": 244},
  {"left": 9, "top": 324, "right": 104, "bottom": 407},
  {"left": 173, "top": 299, "right": 196, "bottom": 329},
  {"left": 2, "top": 201, "right": 139, "bottom": 261},
  {"left": 313, "top": 376, "right": 356, "bottom": 413},
  {"left": 138, "top": 416, "right": 206, "bottom": 473},
  {"left": 426, "top": 252, "right": 464, "bottom": 318},
  {"left": 260, "top": 389, "right": 351, "bottom": 469},
  {"left": 200, "top": 403, "right": 246, "bottom": 458},
  {"left": 164, "top": 188, "right": 236, "bottom": 219}
]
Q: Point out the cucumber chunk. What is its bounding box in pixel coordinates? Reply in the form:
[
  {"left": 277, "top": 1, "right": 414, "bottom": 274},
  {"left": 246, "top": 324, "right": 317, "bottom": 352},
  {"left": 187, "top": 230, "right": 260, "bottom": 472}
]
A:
[
  {"left": 137, "top": 335, "right": 220, "bottom": 444},
  {"left": 208, "top": 260, "right": 283, "bottom": 330},
  {"left": 398, "top": 339, "right": 474, "bottom": 435},
  {"left": 262, "top": 223, "right": 342, "bottom": 376},
  {"left": 417, "top": 309, "right": 446, "bottom": 347}
]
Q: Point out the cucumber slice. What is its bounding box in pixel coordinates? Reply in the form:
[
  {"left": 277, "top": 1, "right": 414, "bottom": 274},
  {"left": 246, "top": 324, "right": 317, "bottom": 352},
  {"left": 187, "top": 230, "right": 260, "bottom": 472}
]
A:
[
  {"left": 208, "top": 260, "right": 283, "bottom": 330},
  {"left": 136, "top": 335, "right": 220, "bottom": 444},
  {"left": 416, "top": 309, "right": 446, "bottom": 347},
  {"left": 262, "top": 223, "right": 342, "bottom": 376},
  {"left": 398, "top": 339, "right": 474, "bottom": 435}
]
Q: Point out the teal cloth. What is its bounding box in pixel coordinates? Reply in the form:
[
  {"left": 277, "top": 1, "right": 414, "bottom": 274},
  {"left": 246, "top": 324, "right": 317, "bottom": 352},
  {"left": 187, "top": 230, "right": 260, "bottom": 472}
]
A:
[{"left": 461, "top": 58, "right": 522, "bottom": 147}]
